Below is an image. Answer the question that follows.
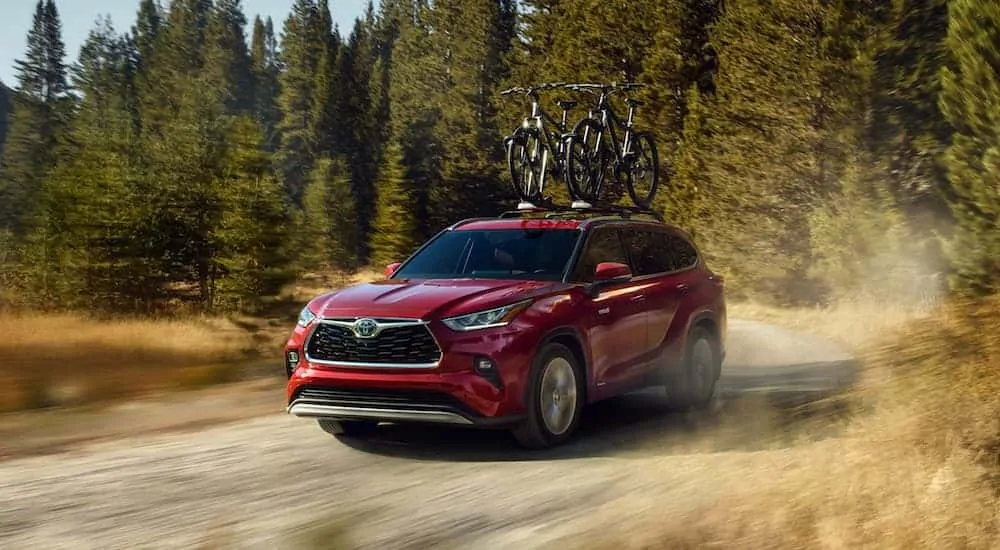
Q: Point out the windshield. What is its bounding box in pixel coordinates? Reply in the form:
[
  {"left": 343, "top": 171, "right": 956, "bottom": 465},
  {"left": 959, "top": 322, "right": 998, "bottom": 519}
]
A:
[{"left": 392, "top": 228, "right": 582, "bottom": 281}]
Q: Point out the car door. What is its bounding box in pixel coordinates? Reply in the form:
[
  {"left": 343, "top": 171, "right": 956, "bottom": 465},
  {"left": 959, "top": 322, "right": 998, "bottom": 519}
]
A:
[
  {"left": 569, "top": 225, "right": 648, "bottom": 394},
  {"left": 620, "top": 225, "right": 683, "bottom": 370}
]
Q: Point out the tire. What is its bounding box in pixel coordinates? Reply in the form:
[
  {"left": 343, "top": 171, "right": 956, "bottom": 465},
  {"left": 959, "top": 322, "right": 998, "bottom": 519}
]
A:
[
  {"left": 317, "top": 418, "right": 379, "bottom": 437},
  {"left": 506, "top": 127, "right": 544, "bottom": 203},
  {"left": 512, "top": 342, "right": 585, "bottom": 449},
  {"left": 566, "top": 117, "right": 608, "bottom": 203},
  {"left": 662, "top": 325, "right": 720, "bottom": 411},
  {"left": 624, "top": 131, "right": 660, "bottom": 209}
]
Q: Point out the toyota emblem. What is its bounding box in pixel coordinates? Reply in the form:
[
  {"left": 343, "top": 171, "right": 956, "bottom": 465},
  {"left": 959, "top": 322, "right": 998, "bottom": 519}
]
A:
[{"left": 353, "top": 318, "right": 379, "bottom": 338}]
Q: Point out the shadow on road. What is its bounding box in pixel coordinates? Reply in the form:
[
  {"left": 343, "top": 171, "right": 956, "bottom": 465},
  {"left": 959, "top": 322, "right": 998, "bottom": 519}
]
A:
[{"left": 333, "top": 358, "right": 861, "bottom": 463}]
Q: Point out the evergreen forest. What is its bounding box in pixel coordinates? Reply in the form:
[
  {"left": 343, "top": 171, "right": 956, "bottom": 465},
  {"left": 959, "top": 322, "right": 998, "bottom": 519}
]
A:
[{"left": 0, "top": 0, "right": 995, "bottom": 315}]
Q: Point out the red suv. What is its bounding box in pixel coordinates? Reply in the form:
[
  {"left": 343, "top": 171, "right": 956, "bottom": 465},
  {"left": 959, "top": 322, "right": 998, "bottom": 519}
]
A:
[{"left": 283, "top": 206, "right": 726, "bottom": 449}]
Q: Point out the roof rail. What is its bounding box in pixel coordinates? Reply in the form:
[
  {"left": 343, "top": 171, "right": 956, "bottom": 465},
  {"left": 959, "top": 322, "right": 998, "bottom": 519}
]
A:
[{"left": 498, "top": 202, "right": 665, "bottom": 223}]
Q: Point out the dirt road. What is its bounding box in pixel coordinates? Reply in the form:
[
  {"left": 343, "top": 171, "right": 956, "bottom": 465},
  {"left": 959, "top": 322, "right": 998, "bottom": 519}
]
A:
[{"left": 0, "top": 319, "right": 857, "bottom": 550}]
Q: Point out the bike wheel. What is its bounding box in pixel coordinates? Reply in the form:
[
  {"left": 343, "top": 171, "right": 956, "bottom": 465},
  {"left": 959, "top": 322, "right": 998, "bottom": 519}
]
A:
[
  {"left": 566, "top": 117, "right": 608, "bottom": 203},
  {"left": 506, "top": 128, "right": 544, "bottom": 203},
  {"left": 625, "top": 131, "right": 660, "bottom": 209}
]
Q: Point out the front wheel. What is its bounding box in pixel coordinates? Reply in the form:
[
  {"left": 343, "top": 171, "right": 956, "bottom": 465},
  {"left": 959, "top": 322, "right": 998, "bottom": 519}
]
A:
[
  {"left": 512, "top": 342, "right": 585, "bottom": 449},
  {"left": 624, "top": 131, "right": 660, "bottom": 209},
  {"left": 565, "top": 117, "right": 608, "bottom": 203},
  {"left": 506, "top": 127, "right": 544, "bottom": 204}
]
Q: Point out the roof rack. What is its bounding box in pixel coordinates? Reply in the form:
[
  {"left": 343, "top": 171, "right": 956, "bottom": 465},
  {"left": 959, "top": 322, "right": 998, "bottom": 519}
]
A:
[{"left": 498, "top": 201, "right": 665, "bottom": 223}]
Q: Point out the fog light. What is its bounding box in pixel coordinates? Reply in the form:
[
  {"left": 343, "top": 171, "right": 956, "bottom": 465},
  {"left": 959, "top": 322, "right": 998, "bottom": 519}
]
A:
[
  {"left": 475, "top": 357, "right": 494, "bottom": 372},
  {"left": 285, "top": 350, "right": 300, "bottom": 378},
  {"left": 473, "top": 356, "right": 502, "bottom": 388}
]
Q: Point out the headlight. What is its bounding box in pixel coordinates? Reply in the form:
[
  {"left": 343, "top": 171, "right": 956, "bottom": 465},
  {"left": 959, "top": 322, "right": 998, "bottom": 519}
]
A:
[
  {"left": 297, "top": 306, "right": 317, "bottom": 327},
  {"left": 442, "top": 300, "right": 532, "bottom": 331}
]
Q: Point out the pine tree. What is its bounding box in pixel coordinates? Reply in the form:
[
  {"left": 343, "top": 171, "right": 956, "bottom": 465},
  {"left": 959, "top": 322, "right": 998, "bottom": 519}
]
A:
[
  {"left": 370, "top": 141, "right": 418, "bottom": 266},
  {"left": 938, "top": 0, "right": 1000, "bottom": 295},
  {"left": 298, "top": 156, "right": 360, "bottom": 270},
  {"left": 0, "top": 0, "right": 70, "bottom": 235},
  {"left": 160, "top": 0, "right": 213, "bottom": 75},
  {"left": 426, "top": 0, "right": 514, "bottom": 225},
  {"left": 385, "top": 0, "right": 440, "bottom": 240},
  {"left": 0, "top": 83, "right": 10, "bottom": 159},
  {"left": 339, "top": 12, "right": 379, "bottom": 261},
  {"left": 212, "top": 117, "right": 297, "bottom": 311},
  {"left": 274, "top": 0, "right": 324, "bottom": 205},
  {"left": 132, "top": 0, "right": 162, "bottom": 67},
  {"left": 250, "top": 15, "right": 280, "bottom": 150},
  {"left": 311, "top": 0, "right": 343, "bottom": 158},
  {"left": 21, "top": 16, "right": 142, "bottom": 307},
  {"left": 132, "top": 0, "right": 164, "bottom": 138},
  {"left": 204, "top": 0, "right": 254, "bottom": 114}
]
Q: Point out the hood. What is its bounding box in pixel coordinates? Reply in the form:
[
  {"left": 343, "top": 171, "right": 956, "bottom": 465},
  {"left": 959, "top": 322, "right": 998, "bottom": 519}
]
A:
[{"left": 309, "top": 278, "right": 567, "bottom": 320}]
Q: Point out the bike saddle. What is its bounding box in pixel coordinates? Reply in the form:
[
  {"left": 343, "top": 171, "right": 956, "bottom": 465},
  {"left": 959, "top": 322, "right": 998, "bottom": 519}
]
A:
[{"left": 556, "top": 100, "right": 578, "bottom": 110}]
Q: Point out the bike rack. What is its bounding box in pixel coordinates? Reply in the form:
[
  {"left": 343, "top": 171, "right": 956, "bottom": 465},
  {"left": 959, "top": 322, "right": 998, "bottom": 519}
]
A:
[{"left": 498, "top": 201, "right": 665, "bottom": 223}]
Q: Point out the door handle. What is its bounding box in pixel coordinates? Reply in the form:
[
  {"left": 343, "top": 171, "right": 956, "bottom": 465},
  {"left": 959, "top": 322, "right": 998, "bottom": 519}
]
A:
[
  {"left": 676, "top": 283, "right": 689, "bottom": 294},
  {"left": 630, "top": 294, "right": 645, "bottom": 302}
]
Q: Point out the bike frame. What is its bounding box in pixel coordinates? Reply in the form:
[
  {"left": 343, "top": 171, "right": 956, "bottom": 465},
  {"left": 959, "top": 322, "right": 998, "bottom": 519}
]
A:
[
  {"left": 589, "top": 87, "right": 638, "bottom": 161},
  {"left": 524, "top": 90, "right": 572, "bottom": 168}
]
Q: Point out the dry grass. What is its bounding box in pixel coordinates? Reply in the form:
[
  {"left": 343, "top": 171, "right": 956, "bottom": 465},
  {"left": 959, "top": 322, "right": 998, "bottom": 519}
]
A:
[
  {"left": 0, "top": 312, "right": 263, "bottom": 413},
  {"left": 586, "top": 296, "right": 1000, "bottom": 549},
  {"left": 728, "top": 297, "right": 941, "bottom": 350},
  {"left": 0, "top": 268, "right": 389, "bottom": 414}
]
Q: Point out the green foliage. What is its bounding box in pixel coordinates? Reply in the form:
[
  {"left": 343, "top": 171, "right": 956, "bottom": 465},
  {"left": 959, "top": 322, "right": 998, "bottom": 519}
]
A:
[
  {"left": 273, "top": 0, "right": 326, "bottom": 206},
  {"left": 250, "top": 16, "right": 280, "bottom": 151},
  {"left": 872, "top": 0, "right": 951, "bottom": 216},
  {"left": 0, "top": 0, "right": 69, "bottom": 235},
  {"left": 0, "top": 83, "right": 10, "bottom": 160},
  {"left": 938, "top": 0, "right": 1000, "bottom": 296},
  {"left": 370, "top": 141, "right": 419, "bottom": 266},
  {"left": 298, "top": 156, "right": 360, "bottom": 271},
  {"left": 212, "top": 117, "right": 298, "bottom": 312},
  {"left": 0, "top": 0, "right": 994, "bottom": 314}
]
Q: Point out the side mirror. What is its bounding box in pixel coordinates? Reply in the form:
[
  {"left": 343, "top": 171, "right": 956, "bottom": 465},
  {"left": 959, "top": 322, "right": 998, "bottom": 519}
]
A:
[
  {"left": 593, "top": 262, "right": 632, "bottom": 284},
  {"left": 384, "top": 262, "right": 402, "bottom": 278}
]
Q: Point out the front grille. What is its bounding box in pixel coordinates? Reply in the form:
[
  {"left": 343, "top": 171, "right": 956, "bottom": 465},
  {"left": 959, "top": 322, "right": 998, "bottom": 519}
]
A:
[
  {"left": 305, "top": 322, "right": 442, "bottom": 365},
  {"left": 293, "top": 386, "right": 473, "bottom": 415}
]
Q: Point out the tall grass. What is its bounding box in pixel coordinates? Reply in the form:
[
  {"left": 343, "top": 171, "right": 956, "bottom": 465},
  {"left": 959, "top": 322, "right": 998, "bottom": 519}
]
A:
[
  {"left": 0, "top": 313, "right": 261, "bottom": 412},
  {"left": 584, "top": 297, "right": 1000, "bottom": 549}
]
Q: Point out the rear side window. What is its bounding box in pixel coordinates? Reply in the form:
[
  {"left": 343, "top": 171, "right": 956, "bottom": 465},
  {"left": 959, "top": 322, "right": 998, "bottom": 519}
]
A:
[
  {"left": 622, "top": 227, "right": 699, "bottom": 275},
  {"left": 570, "top": 227, "right": 629, "bottom": 282},
  {"left": 668, "top": 234, "right": 699, "bottom": 271},
  {"left": 621, "top": 228, "right": 673, "bottom": 275}
]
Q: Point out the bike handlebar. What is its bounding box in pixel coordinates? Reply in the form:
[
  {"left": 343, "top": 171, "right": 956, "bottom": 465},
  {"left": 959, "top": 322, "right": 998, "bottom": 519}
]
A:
[
  {"left": 500, "top": 82, "right": 644, "bottom": 96},
  {"left": 563, "top": 82, "right": 645, "bottom": 93},
  {"left": 499, "top": 82, "right": 568, "bottom": 96}
]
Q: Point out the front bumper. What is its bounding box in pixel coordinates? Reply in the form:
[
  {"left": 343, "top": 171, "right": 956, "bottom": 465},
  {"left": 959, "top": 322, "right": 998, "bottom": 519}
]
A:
[
  {"left": 285, "top": 384, "right": 524, "bottom": 427},
  {"left": 286, "top": 382, "right": 524, "bottom": 427},
  {"left": 288, "top": 402, "right": 474, "bottom": 425}
]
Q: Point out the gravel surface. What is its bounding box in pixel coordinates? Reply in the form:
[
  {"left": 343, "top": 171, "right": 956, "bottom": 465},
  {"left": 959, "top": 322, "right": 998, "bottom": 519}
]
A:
[{"left": 0, "top": 319, "right": 857, "bottom": 549}]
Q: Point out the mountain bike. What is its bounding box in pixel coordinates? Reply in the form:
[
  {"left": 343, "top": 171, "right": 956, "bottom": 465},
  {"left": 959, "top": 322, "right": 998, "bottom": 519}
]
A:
[
  {"left": 563, "top": 82, "right": 660, "bottom": 209},
  {"left": 501, "top": 83, "right": 592, "bottom": 209}
]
